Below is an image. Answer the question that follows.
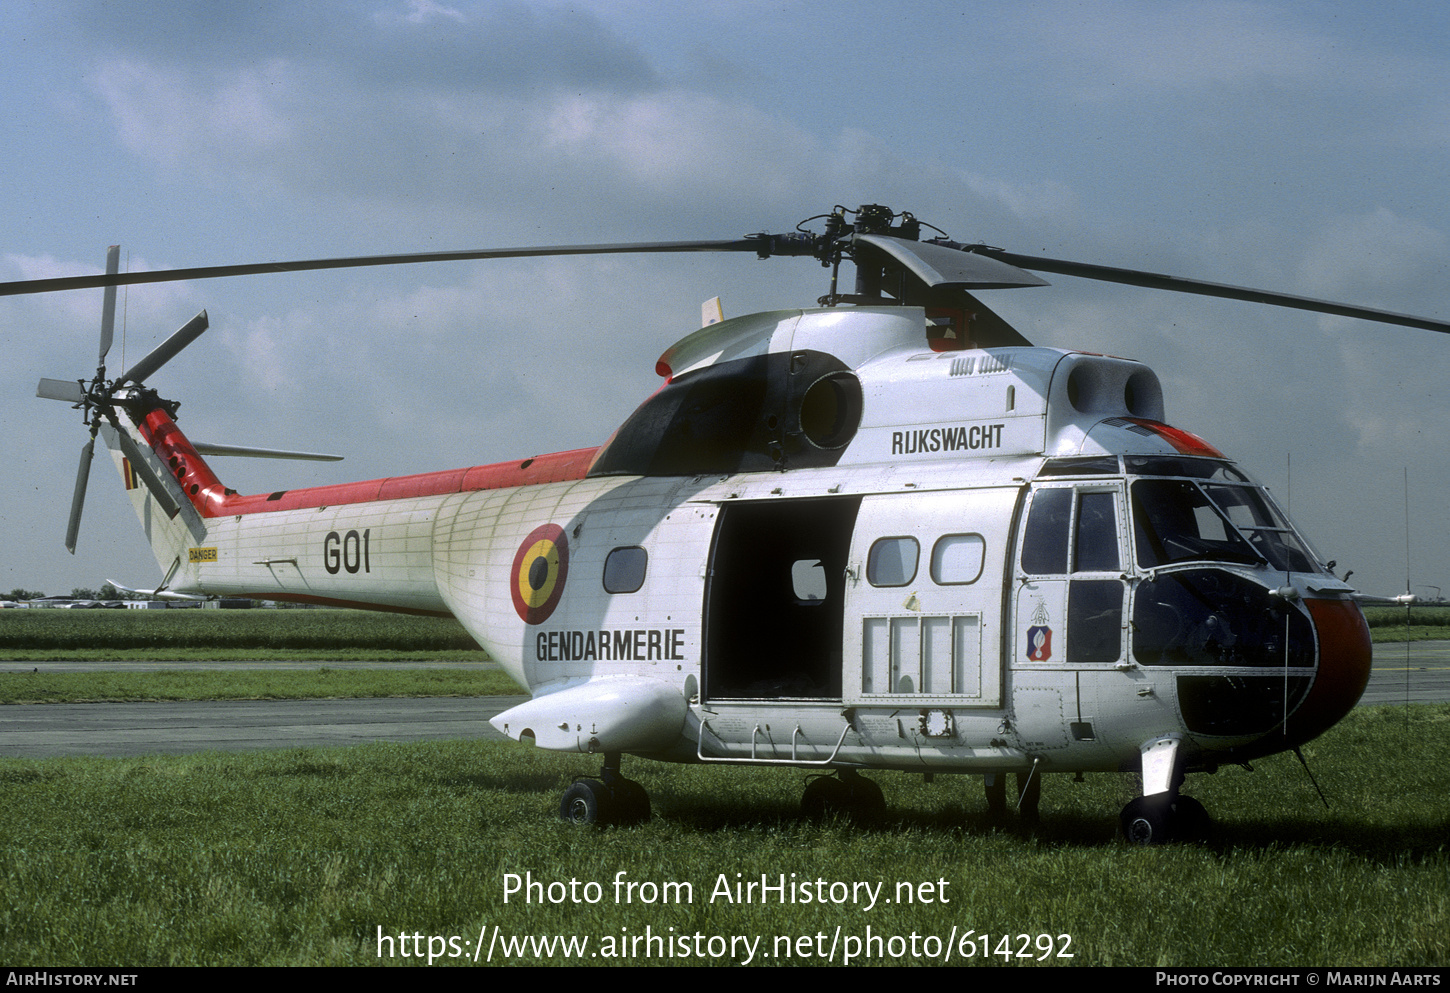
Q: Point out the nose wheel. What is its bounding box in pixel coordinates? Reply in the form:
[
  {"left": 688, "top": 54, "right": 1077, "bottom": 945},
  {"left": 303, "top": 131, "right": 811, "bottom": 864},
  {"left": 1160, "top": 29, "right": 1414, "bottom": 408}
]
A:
[
  {"left": 1120, "top": 735, "right": 1211, "bottom": 843},
  {"left": 558, "top": 753, "right": 651, "bottom": 827},
  {"left": 1119, "top": 793, "right": 1210, "bottom": 844}
]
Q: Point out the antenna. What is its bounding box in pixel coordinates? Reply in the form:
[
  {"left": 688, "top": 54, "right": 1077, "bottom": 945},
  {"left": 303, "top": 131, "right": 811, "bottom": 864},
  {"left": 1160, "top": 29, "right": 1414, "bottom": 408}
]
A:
[
  {"left": 1403, "top": 468, "right": 1412, "bottom": 728},
  {"left": 1283, "top": 453, "right": 1291, "bottom": 735}
]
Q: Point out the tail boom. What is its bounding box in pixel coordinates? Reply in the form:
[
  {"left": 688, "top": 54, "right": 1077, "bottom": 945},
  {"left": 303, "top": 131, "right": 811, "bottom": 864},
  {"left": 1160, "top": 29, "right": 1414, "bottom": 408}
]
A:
[{"left": 109, "top": 403, "right": 599, "bottom": 614}]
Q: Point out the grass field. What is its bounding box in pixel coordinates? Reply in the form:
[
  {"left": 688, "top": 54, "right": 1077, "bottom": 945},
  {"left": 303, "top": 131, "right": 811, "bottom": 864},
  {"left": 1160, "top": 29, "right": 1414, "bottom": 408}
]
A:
[
  {"left": 1, "top": 608, "right": 1447, "bottom": 966},
  {"left": 0, "top": 703, "right": 1446, "bottom": 967},
  {"left": 1361, "top": 605, "right": 1450, "bottom": 642},
  {"left": 0, "top": 666, "right": 521, "bottom": 704},
  {"left": 0, "top": 608, "right": 487, "bottom": 659}
]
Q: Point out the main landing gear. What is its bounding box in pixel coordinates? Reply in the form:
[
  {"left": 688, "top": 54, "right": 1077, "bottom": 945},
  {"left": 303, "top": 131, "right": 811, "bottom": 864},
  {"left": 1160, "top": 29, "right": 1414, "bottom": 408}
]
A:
[
  {"left": 801, "top": 768, "right": 886, "bottom": 823},
  {"left": 983, "top": 767, "right": 1041, "bottom": 825},
  {"left": 1119, "top": 735, "right": 1212, "bottom": 844},
  {"left": 558, "top": 753, "right": 651, "bottom": 827}
]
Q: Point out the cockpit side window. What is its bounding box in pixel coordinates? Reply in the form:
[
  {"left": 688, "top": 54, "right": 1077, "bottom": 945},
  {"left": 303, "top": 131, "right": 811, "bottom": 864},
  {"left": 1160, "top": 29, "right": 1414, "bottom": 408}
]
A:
[
  {"left": 1020, "top": 484, "right": 1126, "bottom": 665},
  {"left": 1131, "top": 479, "right": 1259, "bottom": 568},
  {"left": 1074, "top": 491, "right": 1120, "bottom": 573},
  {"left": 1021, "top": 488, "right": 1071, "bottom": 574}
]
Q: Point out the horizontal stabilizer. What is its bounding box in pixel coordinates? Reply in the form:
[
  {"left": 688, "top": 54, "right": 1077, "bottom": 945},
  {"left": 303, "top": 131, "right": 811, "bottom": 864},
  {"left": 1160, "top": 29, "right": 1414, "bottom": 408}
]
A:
[{"left": 105, "top": 579, "right": 206, "bottom": 602}]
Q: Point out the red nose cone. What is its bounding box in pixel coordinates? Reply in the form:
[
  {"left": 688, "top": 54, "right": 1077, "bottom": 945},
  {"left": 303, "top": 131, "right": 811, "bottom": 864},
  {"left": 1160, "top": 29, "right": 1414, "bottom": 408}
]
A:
[{"left": 1292, "top": 598, "right": 1373, "bottom": 743}]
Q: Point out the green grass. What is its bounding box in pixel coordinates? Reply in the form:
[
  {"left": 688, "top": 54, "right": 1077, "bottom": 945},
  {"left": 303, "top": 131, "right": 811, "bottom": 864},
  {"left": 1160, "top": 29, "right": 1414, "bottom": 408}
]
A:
[
  {"left": 0, "top": 666, "right": 521, "bottom": 704},
  {"left": 0, "top": 609, "right": 488, "bottom": 658},
  {"left": 1360, "top": 606, "right": 1450, "bottom": 642},
  {"left": 1, "top": 704, "right": 1446, "bottom": 967}
]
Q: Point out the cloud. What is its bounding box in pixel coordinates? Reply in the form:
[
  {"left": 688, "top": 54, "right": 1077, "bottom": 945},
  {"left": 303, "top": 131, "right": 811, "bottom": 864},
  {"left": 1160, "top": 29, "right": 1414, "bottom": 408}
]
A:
[
  {"left": 1026, "top": 0, "right": 1414, "bottom": 96},
  {"left": 1295, "top": 208, "right": 1448, "bottom": 304}
]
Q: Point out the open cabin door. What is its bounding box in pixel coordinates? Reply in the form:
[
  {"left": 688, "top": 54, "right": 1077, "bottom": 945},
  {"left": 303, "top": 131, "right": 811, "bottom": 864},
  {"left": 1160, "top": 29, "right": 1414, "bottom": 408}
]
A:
[
  {"left": 703, "top": 496, "right": 862, "bottom": 701},
  {"left": 842, "top": 488, "right": 1018, "bottom": 708}
]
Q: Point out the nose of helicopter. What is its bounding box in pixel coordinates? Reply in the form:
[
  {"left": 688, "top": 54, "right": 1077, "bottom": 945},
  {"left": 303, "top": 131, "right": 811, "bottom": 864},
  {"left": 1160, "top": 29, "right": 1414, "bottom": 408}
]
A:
[{"left": 1290, "top": 597, "right": 1373, "bottom": 744}]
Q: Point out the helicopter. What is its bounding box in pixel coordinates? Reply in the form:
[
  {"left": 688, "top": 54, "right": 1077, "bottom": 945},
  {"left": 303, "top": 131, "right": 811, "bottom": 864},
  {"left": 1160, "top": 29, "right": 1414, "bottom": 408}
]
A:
[{"left": 13, "top": 203, "right": 1450, "bottom": 843}]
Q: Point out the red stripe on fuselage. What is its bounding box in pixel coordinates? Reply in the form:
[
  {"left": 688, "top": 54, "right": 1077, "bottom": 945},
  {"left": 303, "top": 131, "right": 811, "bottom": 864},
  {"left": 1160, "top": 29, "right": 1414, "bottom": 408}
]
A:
[
  {"left": 136, "top": 408, "right": 599, "bottom": 518},
  {"left": 1122, "top": 418, "right": 1224, "bottom": 458}
]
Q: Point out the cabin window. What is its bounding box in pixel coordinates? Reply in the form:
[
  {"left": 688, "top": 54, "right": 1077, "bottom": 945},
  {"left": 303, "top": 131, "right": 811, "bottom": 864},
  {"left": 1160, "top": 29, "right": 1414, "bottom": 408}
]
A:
[
  {"left": 931, "top": 534, "right": 985, "bottom": 585},
  {"left": 791, "top": 558, "right": 828, "bottom": 602},
  {"left": 1132, "top": 569, "right": 1313, "bottom": 668},
  {"left": 603, "top": 546, "right": 648, "bottom": 594},
  {"left": 868, "top": 537, "right": 919, "bottom": 587},
  {"left": 1201, "top": 484, "right": 1315, "bottom": 573}
]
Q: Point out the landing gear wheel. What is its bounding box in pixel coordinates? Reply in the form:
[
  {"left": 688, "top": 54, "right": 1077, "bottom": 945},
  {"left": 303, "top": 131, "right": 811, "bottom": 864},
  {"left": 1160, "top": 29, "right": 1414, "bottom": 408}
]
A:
[
  {"left": 802, "top": 775, "right": 851, "bottom": 820},
  {"left": 559, "top": 752, "right": 652, "bottom": 827},
  {"left": 802, "top": 771, "right": 884, "bottom": 822},
  {"left": 1120, "top": 796, "right": 1170, "bottom": 844},
  {"left": 560, "top": 779, "right": 611, "bottom": 825},
  {"left": 608, "top": 777, "right": 651, "bottom": 826},
  {"left": 1120, "top": 794, "right": 1212, "bottom": 844},
  {"left": 1169, "top": 794, "right": 1211, "bottom": 841},
  {"left": 840, "top": 769, "right": 885, "bottom": 823}
]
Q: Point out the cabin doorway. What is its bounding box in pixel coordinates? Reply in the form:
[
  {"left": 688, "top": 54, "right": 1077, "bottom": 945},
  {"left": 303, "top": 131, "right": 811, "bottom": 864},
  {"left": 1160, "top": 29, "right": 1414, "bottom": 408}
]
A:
[{"left": 703, "top": 496, "right": 862, "bottom": 700}]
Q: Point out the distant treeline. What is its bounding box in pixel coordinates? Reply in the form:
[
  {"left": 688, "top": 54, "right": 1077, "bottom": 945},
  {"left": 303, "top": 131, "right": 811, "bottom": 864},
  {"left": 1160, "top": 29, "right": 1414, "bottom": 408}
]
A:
[{"left": 1360, "top": 605, "right": 1450, "bottom": 628}]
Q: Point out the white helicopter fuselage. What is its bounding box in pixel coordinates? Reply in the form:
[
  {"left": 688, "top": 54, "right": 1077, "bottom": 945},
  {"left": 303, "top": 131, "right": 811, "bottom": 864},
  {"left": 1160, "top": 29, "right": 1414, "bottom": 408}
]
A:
[{"left": 105, "top": 306, "right": 1372, "bottom": 792}]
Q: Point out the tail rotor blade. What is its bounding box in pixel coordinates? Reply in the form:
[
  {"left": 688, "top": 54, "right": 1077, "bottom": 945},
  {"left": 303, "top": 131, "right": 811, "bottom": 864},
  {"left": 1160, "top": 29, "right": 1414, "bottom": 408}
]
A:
[
  {"left": 37, "top": 378, "right": 87, "bottom": 404},
  {"left": 65, "top": 438, "right": 95, "bottom": 554},
  {"left": 117, "top": 310, "right": 208, "bottom": 386},
  {"left": 105, "top": 425, "right": 181, "bottom": 519},
  {"left": 98, "top": 246, "right": 120, "bottom": 371}
]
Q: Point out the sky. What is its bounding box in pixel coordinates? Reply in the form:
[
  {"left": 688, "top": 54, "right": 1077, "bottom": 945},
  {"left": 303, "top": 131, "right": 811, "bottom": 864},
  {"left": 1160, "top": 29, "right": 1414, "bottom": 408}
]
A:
[{"left": 3, "top": 0, "right": 1449, "bottom": 599}]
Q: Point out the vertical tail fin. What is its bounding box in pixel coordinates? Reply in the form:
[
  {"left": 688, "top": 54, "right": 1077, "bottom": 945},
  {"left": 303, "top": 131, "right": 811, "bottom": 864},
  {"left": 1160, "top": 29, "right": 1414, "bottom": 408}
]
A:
[{"left": 98, "top": 415, "right": 209, "bottom": 582}]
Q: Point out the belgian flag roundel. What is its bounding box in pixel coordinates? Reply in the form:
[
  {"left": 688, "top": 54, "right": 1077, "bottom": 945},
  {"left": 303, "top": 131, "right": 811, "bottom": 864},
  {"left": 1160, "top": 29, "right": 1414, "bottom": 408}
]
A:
[{"left": 510, "top": 523, "right": 569, "bottom": 624}]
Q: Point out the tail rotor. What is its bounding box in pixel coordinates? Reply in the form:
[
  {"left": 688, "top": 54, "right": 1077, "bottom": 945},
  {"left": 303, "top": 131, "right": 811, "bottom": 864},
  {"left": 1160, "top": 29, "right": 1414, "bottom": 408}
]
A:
[{"left": 35, "top": 246, "right": 209, "bottom": 552}]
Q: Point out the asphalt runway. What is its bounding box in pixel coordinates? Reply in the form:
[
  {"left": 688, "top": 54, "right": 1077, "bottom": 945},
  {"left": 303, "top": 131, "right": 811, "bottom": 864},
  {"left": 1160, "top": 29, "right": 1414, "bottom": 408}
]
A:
[
  {"left": 0, "top": 695, "right": 528, "bottom": 758},
  {"left": 1, "top": 642, "right": 1446, "bottom": 759}
]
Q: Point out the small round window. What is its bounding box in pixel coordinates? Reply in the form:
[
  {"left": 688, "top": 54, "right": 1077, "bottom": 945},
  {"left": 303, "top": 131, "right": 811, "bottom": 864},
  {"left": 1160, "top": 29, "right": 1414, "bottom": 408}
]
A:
[
  {"left": 603, "top": 546, "right": 647, "bottom": 594},
  {"left": 931, "top": 534, "right": 985, "bottom": 585},
  {"left": 867, "top": 536, "right": 919, "bottom": 587}
]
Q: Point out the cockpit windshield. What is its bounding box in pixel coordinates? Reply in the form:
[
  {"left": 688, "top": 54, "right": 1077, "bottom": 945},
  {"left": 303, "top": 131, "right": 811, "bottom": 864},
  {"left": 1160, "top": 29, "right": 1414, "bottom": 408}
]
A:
[{"left": 1131, "top": 476, "right": 1316, "bottom": 573}]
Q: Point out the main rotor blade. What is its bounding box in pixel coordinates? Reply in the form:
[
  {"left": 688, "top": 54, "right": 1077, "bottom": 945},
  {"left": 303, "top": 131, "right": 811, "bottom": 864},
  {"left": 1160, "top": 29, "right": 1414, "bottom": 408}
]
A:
[
  {"left": 117, "top": 311, "right": 209, "bottom": 385},
  {"left": 98, "top": 245, "right": 119, "bottom": 369},
  {"left": 65, "top": 439, "right": 95, "bottom": 554},
  {"left": 856, "top": 234, "right": 1049, "bottom": 289},
  {"left": 971, "top": 247, "right": 1450, "bottom": 335},
  {"left": 0, "top": 239, "right": 772, "bottom": 297}
]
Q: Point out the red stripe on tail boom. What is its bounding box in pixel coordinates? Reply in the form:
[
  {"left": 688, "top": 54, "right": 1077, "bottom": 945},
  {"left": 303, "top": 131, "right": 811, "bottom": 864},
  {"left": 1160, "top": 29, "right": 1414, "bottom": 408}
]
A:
[{"left": 136, "top": 408, "right": 598, "bottom": 518}]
